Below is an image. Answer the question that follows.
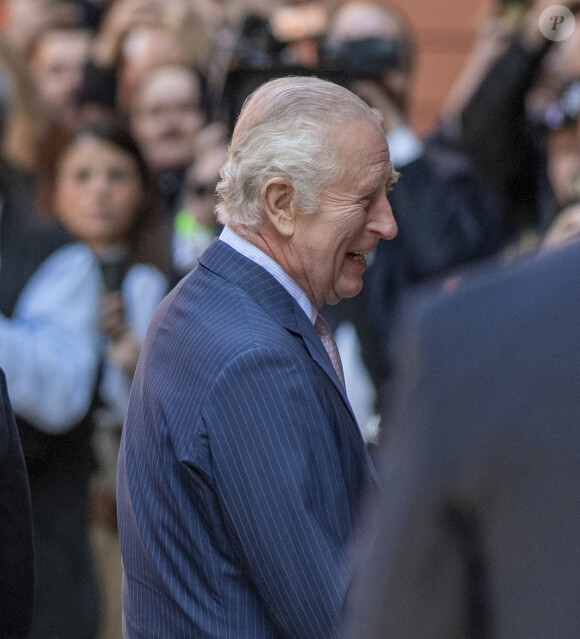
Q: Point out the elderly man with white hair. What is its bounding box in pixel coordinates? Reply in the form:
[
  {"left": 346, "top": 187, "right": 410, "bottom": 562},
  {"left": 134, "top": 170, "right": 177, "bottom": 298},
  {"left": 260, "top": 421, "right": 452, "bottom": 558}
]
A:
[{"left": 117, "top": 76, "right": 398, "bottom": 639}]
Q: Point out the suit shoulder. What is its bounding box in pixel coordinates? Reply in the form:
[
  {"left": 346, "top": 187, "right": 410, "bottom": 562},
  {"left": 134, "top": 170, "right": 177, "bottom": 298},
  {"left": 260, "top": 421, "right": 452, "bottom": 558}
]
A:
[
  {"left": 142, "top": 264, "right": 295, "bottom": 388},
  {"left": 395, "top": 243, "right": 580, "bottom": 373}
]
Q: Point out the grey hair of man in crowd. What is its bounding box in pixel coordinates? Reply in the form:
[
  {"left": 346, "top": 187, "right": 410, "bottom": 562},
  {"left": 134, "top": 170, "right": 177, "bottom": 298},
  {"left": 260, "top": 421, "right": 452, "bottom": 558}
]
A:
[{"left": 215, "top": 76, "right": 385, "bottom": 235}]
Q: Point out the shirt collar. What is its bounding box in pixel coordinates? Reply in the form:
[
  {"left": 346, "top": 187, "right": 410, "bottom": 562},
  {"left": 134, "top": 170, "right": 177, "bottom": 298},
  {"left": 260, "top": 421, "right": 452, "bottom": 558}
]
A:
[
  {"left": 386, "top": 125, "right": 424, "bottom": 168},
  {"left": 219, "top": 226, "right": 318, "bottom": 325}
]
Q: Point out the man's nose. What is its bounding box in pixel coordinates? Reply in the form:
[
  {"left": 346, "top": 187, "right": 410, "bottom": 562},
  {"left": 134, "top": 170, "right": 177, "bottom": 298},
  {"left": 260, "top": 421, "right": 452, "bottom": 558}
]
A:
[{"left": 368, "top": 197, "right": 398, "bottom": 241}]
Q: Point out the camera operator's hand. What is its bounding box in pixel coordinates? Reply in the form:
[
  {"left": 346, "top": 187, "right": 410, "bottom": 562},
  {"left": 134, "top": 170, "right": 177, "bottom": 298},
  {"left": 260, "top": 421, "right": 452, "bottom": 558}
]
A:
[
  {"left": 101, "top": 291, "right": 128, "bottom": 341},
  {"left": 101, "top": 291, "right": 141, "bottom": 378},
  {"left": 351, "top": 80, "right": 405, "bottom": 134},
  {"left": 92, "top": 0, "right": 163, "bottom": 68}
]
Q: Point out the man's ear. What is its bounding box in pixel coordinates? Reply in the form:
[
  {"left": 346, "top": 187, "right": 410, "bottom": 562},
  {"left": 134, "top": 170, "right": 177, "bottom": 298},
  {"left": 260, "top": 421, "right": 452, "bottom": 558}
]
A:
[{"left": 260, "top": 177, "right": 297, "bottom": 237}]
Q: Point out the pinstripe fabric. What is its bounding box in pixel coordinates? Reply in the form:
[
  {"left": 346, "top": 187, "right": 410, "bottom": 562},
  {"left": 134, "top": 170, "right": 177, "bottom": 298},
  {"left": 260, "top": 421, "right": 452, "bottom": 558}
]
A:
[
  {"left": 219, "top": 227, "right": 318, "bottom": 325},
  {"left": 117, "top": 239, "right": 372, "bottom": 638}
]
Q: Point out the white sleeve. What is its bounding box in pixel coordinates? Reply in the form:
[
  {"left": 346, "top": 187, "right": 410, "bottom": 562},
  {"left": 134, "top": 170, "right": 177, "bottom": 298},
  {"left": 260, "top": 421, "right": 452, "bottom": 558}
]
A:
[
  {"left": 0, "top": 243, "right": 101, "bottom": 433},
  {"left": 123, "top": 264, "right": 168, "bottom": 342}
]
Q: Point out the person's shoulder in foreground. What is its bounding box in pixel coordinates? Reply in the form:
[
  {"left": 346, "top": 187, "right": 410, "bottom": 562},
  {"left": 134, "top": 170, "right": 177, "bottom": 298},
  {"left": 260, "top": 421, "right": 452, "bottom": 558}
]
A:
[
  {"left": 341, "top": 240, "right": 580, "bottom": 639},
  {"left": 118, "top": 75, "right": 399, "bottom": 638},
  {"left": 0, "top": 366, "right": 34, "bottom": 639}
]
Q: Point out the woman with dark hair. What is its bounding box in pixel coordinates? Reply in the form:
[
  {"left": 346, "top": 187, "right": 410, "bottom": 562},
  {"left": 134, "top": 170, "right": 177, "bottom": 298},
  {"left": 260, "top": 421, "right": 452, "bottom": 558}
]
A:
[
  {"left": 38, "top": 116, "right": 169, "bottom": 637},
  {"left": 40, "top": 116, "right": 168, "bottom": 399},
  {"left": 39, "top": 116, "right": 168, "bottom": 386}
]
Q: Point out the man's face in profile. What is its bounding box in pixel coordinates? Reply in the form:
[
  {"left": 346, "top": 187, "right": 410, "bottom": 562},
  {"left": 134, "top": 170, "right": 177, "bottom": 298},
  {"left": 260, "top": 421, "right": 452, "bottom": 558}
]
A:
[{"left": 287, "top": 119, "right": 398, "bottom": 309}]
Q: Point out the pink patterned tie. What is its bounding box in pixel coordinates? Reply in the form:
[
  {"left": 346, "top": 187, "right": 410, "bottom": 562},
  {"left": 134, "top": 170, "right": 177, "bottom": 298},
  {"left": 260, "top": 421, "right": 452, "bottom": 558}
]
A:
[{"left": 315, "top": 314, "right": 346, "bottom": 391}]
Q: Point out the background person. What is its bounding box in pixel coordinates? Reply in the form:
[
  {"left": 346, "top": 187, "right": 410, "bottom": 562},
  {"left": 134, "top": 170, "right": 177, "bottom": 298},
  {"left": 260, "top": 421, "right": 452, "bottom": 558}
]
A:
[
  {"left": 36, "top": 116, "right": 168, "bottom": 639},
  {"left": 0, "top": 85, "right": 102, "bottom": 639},
  {"left": 25, "top": 18, "right": 93, "bottom": 128},
  {"left": 440, "top": 0, "right": 580, "bottom": 247},
  {"left": 0, "top": 366, "right": 34, "bottom": 639},
  {"left": 128, "top": 62, "right": 206, "bottom": 213},
  {"left": 171, "top": 131, "right": 227, "bottom": 278}
]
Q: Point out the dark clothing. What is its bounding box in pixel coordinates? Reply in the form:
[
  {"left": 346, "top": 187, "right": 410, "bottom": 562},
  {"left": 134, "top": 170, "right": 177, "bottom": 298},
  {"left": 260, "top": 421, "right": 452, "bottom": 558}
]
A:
[
  {"left": 0, "top": 367, "right": 34, "bottom": 639},
  {"left": 342, "top": 241, "right": 580, "bottom": 639},
  {"left": 0, "top": 165, "right": 96, "bottom": 476},
  {"left": 0, "top": 166, "right": 67, "bottom": 318},
  {"left": 0, "top": 163, "right": 100, "bottom": 639},
  {"left": 332, "top": 144, "right": 502, "bottom": 393},
  {"left": 78, "top": 61, "right": 117, "bottom": 111},
  {"left": 26, "top": 452, "right": 98, "bottom": 639},
  {"left": 454, "top": 35, "right": 556, "bottom": 238}
]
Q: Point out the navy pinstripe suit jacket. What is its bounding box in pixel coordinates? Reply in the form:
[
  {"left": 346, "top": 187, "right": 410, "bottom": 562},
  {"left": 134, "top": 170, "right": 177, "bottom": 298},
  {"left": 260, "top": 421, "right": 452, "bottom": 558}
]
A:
[{"left": 117, "top": 239, "right": 372, "bottom": 638}]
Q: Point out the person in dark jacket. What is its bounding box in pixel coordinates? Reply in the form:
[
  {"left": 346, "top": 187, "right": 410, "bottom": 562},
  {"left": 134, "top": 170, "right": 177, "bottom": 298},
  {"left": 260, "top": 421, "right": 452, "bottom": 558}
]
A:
[
  {"left": 342, "top": 239, "right": 580, "bottom": 639},
  {"left": 0, "top": 366, "right": 34, "bottom": 639}
]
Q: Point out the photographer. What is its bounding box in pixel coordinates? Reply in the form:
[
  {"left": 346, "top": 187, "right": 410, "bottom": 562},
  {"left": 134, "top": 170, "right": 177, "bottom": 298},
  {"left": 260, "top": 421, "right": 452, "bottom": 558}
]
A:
[
  {"left": 321, "top": 2, "right": 503, "bottom": 407},
  {"left": 442, "top": 0, "right": 580, "bottom": 245},
  {"left": 542, "top": 78, "right": 580, "bottom": 249}
]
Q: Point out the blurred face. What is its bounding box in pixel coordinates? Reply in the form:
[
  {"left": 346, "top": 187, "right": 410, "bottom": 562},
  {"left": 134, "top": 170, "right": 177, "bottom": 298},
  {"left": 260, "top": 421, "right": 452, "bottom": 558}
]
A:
[
  {"left": 287, "top": 120, "right": 398, "bottom": 308},
  {"left": 182, "top": 144, "right": 227, "bottom": 227},
  {"left": 131, "top": 66, "right": 205, "bottom": 173},
  {"left": 29, "top": 29, "right": 91, "bottom": 126},
  {"left": 54, "top": 135, "right": 143, "bottom": 253},
  {"left": 547, "top": 127, "right": 580, "bottom": 207}
]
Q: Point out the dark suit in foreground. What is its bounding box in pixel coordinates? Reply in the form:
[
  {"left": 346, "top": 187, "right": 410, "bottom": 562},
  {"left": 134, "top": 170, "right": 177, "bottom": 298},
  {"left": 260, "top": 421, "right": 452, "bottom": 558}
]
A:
[
  {"left": 342, "top": 241, "right": 580, "bottom": 639},
  {"left": 0, "top": 367, "right": 34, "bottom": 638}
]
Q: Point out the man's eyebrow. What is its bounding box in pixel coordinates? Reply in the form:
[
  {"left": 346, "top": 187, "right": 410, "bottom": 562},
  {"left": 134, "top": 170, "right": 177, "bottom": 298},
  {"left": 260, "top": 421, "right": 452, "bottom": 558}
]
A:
[
  {"left": 387, "top": 164, "right": 401, "bottom": 186},
  {"left": 366, "top": 163, "right": 399, "bottom": 194}
]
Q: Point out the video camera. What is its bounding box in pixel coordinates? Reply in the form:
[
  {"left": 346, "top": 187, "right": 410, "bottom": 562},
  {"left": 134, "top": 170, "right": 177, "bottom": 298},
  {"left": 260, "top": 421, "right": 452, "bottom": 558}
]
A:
[{"left": 218, "top": 12, "right": 405, "bottom": 135}]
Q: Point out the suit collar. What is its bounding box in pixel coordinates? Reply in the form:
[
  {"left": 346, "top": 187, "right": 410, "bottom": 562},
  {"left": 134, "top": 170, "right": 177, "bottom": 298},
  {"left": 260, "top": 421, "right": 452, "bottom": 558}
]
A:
[
  {"left": 199, "top": 239, "right": 378, "bottom": 487},
  {"left": 199, "top": 239, "right": 352, "bottom": 408}
]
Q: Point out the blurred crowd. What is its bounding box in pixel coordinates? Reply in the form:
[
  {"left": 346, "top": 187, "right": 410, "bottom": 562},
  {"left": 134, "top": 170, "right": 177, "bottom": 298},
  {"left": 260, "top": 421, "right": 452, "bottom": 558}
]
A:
[{"left": 0, "top": 0, "right": 579, "bottom": 636}]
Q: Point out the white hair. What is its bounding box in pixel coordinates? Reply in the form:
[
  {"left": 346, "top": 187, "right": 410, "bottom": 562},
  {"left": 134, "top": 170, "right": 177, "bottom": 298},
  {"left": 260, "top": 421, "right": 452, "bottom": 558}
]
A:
[{"left": 215, "top": 76, "right": 384, "bottom": 234}]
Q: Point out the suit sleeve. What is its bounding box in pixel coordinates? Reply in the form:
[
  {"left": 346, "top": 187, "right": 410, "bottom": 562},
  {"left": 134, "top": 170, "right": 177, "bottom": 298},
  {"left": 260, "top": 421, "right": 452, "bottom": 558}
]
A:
[
  {"left": 203, "top": 345, "right": 349, "bottom": 639},
  {"left": 0, "top": 369, "right": 34, "bottom": 637}
]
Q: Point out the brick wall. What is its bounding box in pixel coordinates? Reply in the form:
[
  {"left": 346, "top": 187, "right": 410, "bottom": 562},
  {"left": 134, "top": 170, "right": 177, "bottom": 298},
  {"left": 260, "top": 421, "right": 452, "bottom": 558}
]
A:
[{"left": 385, "top": 0, "right": 489, "bottom": 136}]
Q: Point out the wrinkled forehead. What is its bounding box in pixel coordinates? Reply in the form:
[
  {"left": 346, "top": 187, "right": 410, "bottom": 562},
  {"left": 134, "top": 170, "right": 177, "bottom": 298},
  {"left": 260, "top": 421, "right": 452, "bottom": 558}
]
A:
[{"left": 333, "top": 118, "right": 393, "bottom": 185}]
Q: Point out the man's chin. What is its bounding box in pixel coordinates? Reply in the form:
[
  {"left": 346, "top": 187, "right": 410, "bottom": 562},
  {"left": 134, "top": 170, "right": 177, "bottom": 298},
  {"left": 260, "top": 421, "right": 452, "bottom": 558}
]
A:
[{"left": 328, "top": 281, "right": 364, "bottom": 305}]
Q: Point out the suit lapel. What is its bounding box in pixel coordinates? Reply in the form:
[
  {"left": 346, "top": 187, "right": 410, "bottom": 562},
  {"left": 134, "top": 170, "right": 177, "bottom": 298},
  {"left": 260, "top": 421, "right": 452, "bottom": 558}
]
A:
[
  {"left": 200, "top": 239, "right": 379, "bottom": 487},
  {"left": 199, "top": 240, "right": 355, "bottom": 417}
]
